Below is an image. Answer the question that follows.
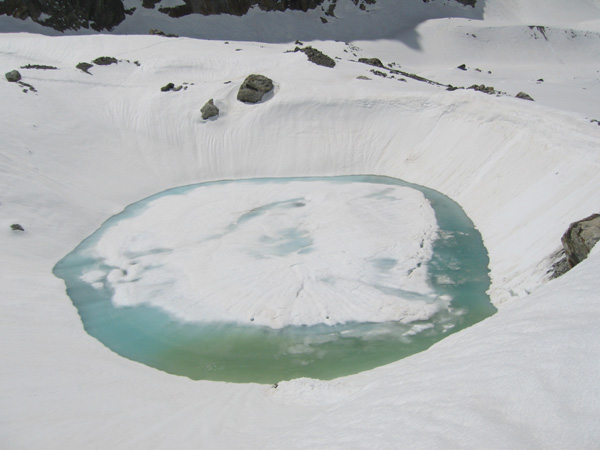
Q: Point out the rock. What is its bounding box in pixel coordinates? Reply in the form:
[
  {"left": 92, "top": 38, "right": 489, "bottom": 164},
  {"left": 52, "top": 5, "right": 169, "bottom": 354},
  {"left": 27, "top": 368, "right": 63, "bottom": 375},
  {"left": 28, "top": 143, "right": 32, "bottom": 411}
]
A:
[
  {"left": 149, "top": 28, "right": 179, "bottom": 37},
  {"left": 294, "top": 46, "right": 335, "bottom": 68},
  {"left": 561, "top": 213, "right": 600, "bottom": 268},
  {"left": 93, "top": 56, "right": 118, "bottom": 65},
  {"left": 457, "top": 63, "right": 467, "bottom": 70},
  {"left": 358, "top": 57, "right": 384, "bottom": 68},
  {"left": 371, "top": 69, "right": 387, "bottom": 78},
  {"left": 237, "top": 74, "right": 274, "bottom": 103},
  {"left": 516, "top": 91, "right": 534, "bottom": 101},
  {"left": 356, "top": 75, "right": 371, "bottom": 80},
  {"left": 10, "top": 224, "right": 24, "bottom": 231},
  {"left": 20, "top": 64, "right": 57, "bottom": 70},
  {"left": 201, "top": 99, "right": 220, "bottom": 119},
  {"left": 5, "top": 70, "right": 21, "bottom": 82},
  {"left": 161, "top": 82, "right": 175, "bottom": 92},
  {"left": 0, "top": 0, "right": 126, "bottom": 31},
  {"left": 76, "top": 62, "right": 93, "bottom": 74},
  {"left": 468, "top": 84, "right": 496, "bottom": 95}
]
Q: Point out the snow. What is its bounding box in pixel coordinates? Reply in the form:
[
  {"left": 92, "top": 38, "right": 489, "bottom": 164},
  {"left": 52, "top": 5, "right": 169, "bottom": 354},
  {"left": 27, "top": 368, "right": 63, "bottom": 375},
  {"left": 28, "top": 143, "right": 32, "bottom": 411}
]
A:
[
  {"left": 1, "top": 0, "right": 600, "bottom": 448},
  {"left": 84, "top": 180, "right": 438, "bottom": 328}
]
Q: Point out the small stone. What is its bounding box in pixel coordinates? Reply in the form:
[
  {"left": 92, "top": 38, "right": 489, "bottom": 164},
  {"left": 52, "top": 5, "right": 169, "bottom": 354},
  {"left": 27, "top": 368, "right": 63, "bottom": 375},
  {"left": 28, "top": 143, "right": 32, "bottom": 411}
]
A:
[
  {"left": 5, "top": 70, "right": 21, "bottom": 82},
  {"left": 457, "top": 64, "right": 467, "bottom": 70},
  {"left": 237, "top": 74, "right": 274, "bottom": 103},
  {"left": 516, "top": 91, "right": 534, "bottom": 101},
  {"left": 201, "top": 99, "right": 219, "bottom": 120},
  {"left": 161, "top": 82, "right": 175, "bottom": 92},
  {"left": 356, "top": 75, "right": 371, "bottom": 80},
  {"left": 10, "top": 224, "right": 24, "bottom": 232}
]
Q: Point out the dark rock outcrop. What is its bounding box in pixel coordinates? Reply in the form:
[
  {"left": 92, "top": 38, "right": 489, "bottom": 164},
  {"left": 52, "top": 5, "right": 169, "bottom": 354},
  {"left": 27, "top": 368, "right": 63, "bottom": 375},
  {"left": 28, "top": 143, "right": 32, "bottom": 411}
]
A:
[
  {"left": 5, "top": 70, "right": 22, "bottom": 82},
  {"left": 76, "top": 62, "right": 94, "bottom": 74},
  {"left": 358, "top": 57, "right": 384, "bottom": 68},
  {"left": 157, "top": 0, "right": 325, "bottom": 18},
  {"left": 93, "top": 56, "right": 118, "bottom": 65},
  {"left": 294, "top": 46, "right": 335, "bottom": 68},
  {"left": 561, "top": 213, "right": 600, "bottom": 268},
  {"left": 21, "top": 64, "right": 57, "bottom": 70},
  {"left": 0, "top": 0, "right": 126, "bottom": 31},
  {"left": 201, "top": 99, "right": 219, "bottom": 119},
  {"left": 161, "top": 82, "right": 175, "bottom": 92},
  {"left": 237, "top": 74, "right": 274, "bottom": 103},
  {"left": 10, "top": 223, "right": 24, "bottom": 231}
]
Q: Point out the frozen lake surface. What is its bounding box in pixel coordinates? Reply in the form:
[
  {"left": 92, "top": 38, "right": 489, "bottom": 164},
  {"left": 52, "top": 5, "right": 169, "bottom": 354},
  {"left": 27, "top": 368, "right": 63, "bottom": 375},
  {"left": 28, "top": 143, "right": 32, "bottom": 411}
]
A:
[{"left": 54, "top": 176, "right": 496, "bottom": 383}]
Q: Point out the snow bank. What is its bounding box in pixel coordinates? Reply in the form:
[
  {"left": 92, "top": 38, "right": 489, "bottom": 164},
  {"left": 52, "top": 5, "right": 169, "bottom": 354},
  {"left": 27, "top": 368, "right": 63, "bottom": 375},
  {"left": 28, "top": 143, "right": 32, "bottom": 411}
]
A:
[{"left": 1, "top": 2, "right": 600, "bottom": 446}]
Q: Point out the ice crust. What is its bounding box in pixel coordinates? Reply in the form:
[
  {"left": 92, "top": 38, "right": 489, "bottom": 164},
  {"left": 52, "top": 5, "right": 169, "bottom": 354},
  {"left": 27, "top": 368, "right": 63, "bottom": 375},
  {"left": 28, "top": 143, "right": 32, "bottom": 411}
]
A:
[{"left": 87, "top": 180, "right": 438, "bottom": 328}]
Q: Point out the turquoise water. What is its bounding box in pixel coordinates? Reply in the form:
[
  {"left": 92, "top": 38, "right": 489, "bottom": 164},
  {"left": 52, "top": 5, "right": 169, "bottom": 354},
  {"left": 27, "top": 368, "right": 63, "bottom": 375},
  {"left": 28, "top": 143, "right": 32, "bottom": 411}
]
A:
[{"left": 54, "top": 176, "right": 496, "bottom": 383}]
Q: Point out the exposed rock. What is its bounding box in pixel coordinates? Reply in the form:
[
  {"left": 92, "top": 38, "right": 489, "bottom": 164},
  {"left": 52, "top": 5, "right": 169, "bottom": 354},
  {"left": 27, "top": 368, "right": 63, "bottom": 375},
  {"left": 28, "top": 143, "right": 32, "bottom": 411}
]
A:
[
  {"left": 358, "top": 57, "right": 384, "bottom": 68},
  {"left": 149, "top": 28, "right": 179, "bottom": 37},
  {"left": 76, "top": 62, "right": 93, "bottom": 74},
  {"left": 20, "top": 64, "right": 57, "bottom": 70},
  {"left": 0, "top": 0, "right": 126, "bottom": 31},
  {"left": 294, "top": 46, "right": 335, "bottom": 68},
  {"left": 468, "top": 84, "right": 496, "bottom": 95},
  {"left": 457, "top": 63, "right": 467, "bottom": 70},
  {"left": 201, "top": 99, "right": 219, "bottom": 120},
  {"left": 157, "top": 0, "right": 325, "bottom": 18},
  {"left": 5, "top": 70, "right": 21, "bottom": 82},
  {"left": 161, "top": 82, "right": 175, "bottom": 92},
  {"left": 237, "top": 74, "right": 274, "bottom": 103},
  {"left": 10, "top": 223, "right": 24, "bottom": 231},
  {"left": 516, "top": 91, "right": 534, "bottom": 101},
  {"left": 561, "top": 213, "right": 600, "bottom": 268},
  {"left": 371, "top": 69, "right": 387, "bottom": 78},
  {"left": 356, "top": 75, "right": 371, "bottom": 80},
  {"left": 93, "top": 56, "right": 118, "bottom": 65}
]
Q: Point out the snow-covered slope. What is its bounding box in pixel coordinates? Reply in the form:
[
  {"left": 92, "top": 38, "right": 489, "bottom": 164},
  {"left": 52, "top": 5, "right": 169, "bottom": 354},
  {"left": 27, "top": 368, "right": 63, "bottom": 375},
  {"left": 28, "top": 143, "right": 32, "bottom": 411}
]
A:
[{"left": 1, "top": 0, "right": 600, "bottom": 448}]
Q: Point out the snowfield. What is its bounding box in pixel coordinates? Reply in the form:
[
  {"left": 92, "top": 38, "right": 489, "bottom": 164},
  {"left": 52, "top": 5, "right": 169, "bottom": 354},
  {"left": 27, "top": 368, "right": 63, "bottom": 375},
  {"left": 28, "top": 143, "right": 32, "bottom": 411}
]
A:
[{"left": 1, "top": 0, "right": 600, "bottom": 448}]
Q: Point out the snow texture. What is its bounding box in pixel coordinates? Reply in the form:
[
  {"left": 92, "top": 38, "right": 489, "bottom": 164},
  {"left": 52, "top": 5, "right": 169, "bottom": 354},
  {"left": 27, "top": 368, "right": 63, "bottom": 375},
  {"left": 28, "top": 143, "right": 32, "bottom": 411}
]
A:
[{"left": 1, "top": 0, "right": 600, "bottom": 448}]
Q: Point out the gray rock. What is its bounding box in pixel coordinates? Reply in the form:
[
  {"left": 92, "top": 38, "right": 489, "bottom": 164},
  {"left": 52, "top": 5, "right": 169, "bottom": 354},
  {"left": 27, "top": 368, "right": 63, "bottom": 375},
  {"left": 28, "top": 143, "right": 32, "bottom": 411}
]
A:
[
  {"left": 93, "top": 56, "right": 118, "bottom": 65},
  {"left": 161, "top": 82, "right": 175, "bottom": 92},
  {"left": 516, "top": 91, "right": 534, "bottom": 101},
  {"left": 358, "top": 57, "right": 384, "bottom": 68},
  {"left": 457, "top": 64, "right": 467, "bottom": 70},
  {"left": 5, "top": 70, "right": 21, "bottom": 82},
  {"left": 561, "top": 213, "right": 600, "bottom": 268},
  {"left": 10, "top": 223, "right": 24, "bottom": 231},
  {"left": 201, "top": 99, "right": 219, "bottom": 119},
  {"left": 76, "top": 62, "right": 93, "bottom": 74},
  {"left": 295, "top": 46, "right": 336, "bottom": 68},
  {"left": 237, "top": 74, "right": 274, "bottom": 103}
]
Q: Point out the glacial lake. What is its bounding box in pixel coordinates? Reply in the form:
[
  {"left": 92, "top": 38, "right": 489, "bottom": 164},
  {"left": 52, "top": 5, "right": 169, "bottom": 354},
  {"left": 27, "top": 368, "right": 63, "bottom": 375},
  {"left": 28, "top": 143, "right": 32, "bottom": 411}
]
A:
[{"left": 54, "top": 175, "right": 496, "bottom": 383}]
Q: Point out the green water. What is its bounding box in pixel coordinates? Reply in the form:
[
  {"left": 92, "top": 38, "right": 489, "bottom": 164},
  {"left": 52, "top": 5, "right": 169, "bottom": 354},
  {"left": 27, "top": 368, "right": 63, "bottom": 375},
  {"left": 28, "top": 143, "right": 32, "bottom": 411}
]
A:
[{"left": 53, "top": 175, "right": 496, "bottom": 383}]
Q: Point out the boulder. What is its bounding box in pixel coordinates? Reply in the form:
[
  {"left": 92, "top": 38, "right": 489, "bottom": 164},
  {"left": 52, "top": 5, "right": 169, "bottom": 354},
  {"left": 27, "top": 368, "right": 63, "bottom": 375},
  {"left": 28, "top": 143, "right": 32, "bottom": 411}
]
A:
[
  {"left": 358, "top": 57, "right": 384, "bottom": 68},
  {"left": 561, "top": 213, "right": 600, "bottom": 267},
  {"left": 201, "top": 99, "right": 219, "bottom": 119},
  {"left": 93, "top": 56, "right": 118, "bottom": 65},
  {"left": 237, "top": 74, "right": 274, "bottom": 103},
  {"left": 516, "top": 91, "right": 534, "bottom": 101},
  {"left": 5, "top": 70, "right": 21, "bottom": 82},
  {"left": 76, "top": 62, "right": 93, "bottom": 74},
  {"left": 10, "top": 224, "right": 24, "bottom": 231},
  {"left": 295, "top": 47, "right": 336, "bottom": 68},
  {"left": 161, "top": 82, "right": 175, "bottom": 92}
]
